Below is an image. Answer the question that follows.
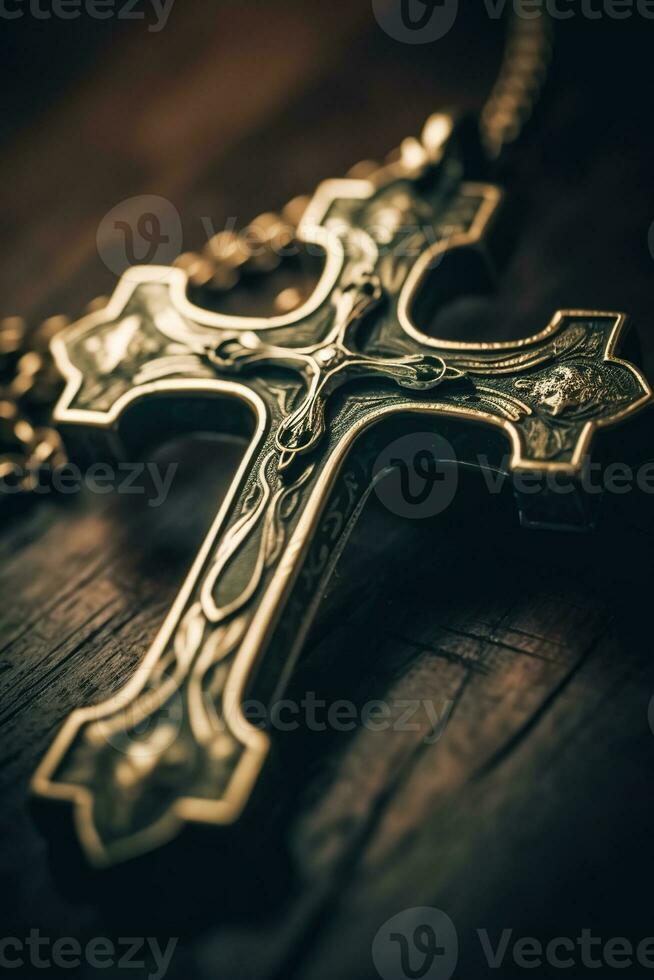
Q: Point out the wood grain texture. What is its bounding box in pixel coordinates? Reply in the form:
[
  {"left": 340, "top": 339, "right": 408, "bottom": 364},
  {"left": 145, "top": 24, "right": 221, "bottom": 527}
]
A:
[{"left": 1, "top": 5, "right": 654, "bottom": 979}]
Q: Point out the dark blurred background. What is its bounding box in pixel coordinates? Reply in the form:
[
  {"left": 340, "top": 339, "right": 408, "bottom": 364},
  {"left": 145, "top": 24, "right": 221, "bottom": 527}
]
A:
[
  {"left": 1, "top": 2, "right": 653, "bottom": 346},
  {"left": 1, "top": 4, "right": 654, "bottom": 980}
]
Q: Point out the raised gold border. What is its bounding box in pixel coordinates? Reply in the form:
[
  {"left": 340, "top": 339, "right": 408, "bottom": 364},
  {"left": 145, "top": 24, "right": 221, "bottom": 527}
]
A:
[{"left": 32, "top": 177, "right": 652, "bottom": 866}]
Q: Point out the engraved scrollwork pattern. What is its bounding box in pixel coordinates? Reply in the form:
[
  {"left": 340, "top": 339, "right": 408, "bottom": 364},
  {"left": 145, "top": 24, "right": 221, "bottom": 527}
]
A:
[{"left": 35, "top": 165, "right": 651, "bottom": 865}]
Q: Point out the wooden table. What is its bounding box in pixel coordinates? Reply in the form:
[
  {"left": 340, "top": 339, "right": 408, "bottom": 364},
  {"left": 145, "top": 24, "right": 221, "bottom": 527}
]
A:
[{"left": 1, "top": 5, "right": 654, "bottom": 977}]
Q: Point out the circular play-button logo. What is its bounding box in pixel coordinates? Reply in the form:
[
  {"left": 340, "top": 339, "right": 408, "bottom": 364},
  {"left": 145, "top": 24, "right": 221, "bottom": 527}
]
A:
[
  {"left": 373, "top": 432, "right": 458, "bottom": 519},
  {"left": 372, "top": 907, "right": 459, "bottom": 980},
  {"left": 372, "top": 0, "right": 459, "bottom": 44},
  {"left": 97, "top": 194, "right": 183, "bottom": 280}
]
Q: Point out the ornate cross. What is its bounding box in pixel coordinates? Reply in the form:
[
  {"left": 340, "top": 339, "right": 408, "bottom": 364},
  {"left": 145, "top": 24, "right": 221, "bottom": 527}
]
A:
[{"left": 32, "top": 117, "right": 651, "bottom": 867}]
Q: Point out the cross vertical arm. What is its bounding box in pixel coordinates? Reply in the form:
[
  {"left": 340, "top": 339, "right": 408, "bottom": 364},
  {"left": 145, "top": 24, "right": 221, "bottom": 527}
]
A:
[
  {"left": 31, "top": 354, "right": 392, "bottom": 866},
  {"left": 30, "top": 132, "right": 652, "bottom": 866}
]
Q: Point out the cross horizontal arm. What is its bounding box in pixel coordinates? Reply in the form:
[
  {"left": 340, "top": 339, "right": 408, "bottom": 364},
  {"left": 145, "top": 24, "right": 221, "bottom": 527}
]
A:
[{"left": 31, "top": 143, "right": 651, "bottom": 865}]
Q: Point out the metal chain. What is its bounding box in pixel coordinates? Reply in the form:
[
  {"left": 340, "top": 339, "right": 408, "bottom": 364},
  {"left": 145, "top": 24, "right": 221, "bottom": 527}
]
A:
[
  {"left": 172, "top": 195, "right": 311, "bottom": 300},
  {"left": 172, "top": 12, "right": 553, "bottom": 292},
  {"left": 0, "top": 304, "right": 108, "bottom": 497},
  {"left": 0, "top": 10, "right": 552, "bottom": 500},
  {"left": 480, "top": 12, "right": 553, "bottom": 160},
  {"left": 0, "top": 317, "right": 67, "bottom": 496}
]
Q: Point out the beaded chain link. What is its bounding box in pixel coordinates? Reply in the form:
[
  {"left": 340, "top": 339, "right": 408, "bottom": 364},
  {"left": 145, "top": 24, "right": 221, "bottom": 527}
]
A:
[{"left": 0, "top": 11, "right": 552, "bottom": 500}]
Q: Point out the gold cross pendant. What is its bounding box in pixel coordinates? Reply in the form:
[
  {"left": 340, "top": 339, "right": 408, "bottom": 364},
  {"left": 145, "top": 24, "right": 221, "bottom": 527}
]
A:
[{"left": 32, "top": 115, "right": 651, "bottom": 867}]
